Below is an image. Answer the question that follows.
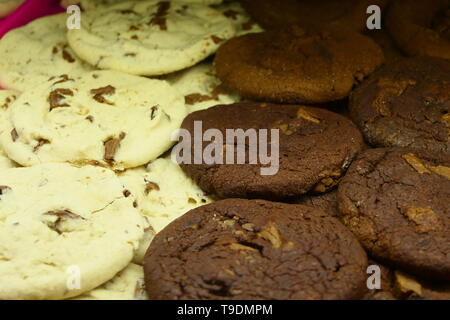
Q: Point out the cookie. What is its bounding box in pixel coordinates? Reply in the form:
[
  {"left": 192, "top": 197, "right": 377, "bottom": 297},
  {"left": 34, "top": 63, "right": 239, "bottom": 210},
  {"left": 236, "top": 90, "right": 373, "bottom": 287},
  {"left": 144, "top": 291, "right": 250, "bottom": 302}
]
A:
[
  {"left": 337, "top": 148, "right": 450, "bottom": 281},
  {"left": 119, "top": 157, "right": 214, "bottom": 233},
  {"left": 349, "top": 57, "right": 450, "bottom": 154},
  {"left": 215, "top": 1, "right": 263, "bottom": 36},
  {"left": 67, "top": 0, "right": 235, "bottom": 76},
  {"left": 0, "top": 0, "right": 23, "bottom": 17},
  {"left": 0, "top": 91, "right": 20, "bottom": 170},
  {"left": 215, "top": 28, "right": 384, "bottom": 104},
  {"left": 164, "top": 62, "right": 240, "bottom": 113},
  {"left": 393, "top": 270, "right": 450, "bottom": 300},
  {"left": 0, "top": 14, "right": 93, "bottom": 91},
  {"left": 179, "top": 102, "right": 364, "bottom": 200},
  {"left": 132, "top": 217, "right": 156, "bottom": 264},
  {"left": 387, "top": 0, "right": 450, "bottom": 60},
  {"left": 144, "top": 199, "right": 368, "bottom": 300},
  {"left": 239, "top": 0, "right": 388, "bottom": 32},
  {"left": 72, "top": 263, "right": 148, "bottom": 300},
  {"left": 0, "top": 163, "right": 145, "bottom": 300},
  {"left": 294, "top": 190, "right": 340, "bottom": 218},
  {"left": 0, "top": 70, "right": 187, "bottom": 170},
  {"left": 77, "top": 0, "right": 223, "bottom": 10}
]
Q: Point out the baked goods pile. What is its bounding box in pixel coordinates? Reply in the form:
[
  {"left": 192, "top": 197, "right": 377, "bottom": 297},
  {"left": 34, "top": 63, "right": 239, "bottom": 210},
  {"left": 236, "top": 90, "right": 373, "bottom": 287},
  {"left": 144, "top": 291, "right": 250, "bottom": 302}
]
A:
[{"left": 0, "top": 0, "right": 448, "bottom": 300}]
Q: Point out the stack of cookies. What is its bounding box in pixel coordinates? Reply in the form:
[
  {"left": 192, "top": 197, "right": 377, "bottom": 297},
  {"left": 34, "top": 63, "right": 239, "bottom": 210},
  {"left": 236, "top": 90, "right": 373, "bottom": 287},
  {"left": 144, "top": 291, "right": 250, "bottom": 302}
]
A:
[{"left": 0, "top": 0, "right": 448, "bottom": 300}]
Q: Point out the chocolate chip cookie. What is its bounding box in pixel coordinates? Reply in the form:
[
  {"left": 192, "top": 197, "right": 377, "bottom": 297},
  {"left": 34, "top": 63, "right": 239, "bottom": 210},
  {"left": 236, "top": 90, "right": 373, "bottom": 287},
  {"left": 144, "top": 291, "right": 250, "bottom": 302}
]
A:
[
  {"left": 387, "top": 0, "right": 450, "bottom": 60},
  {"left": 144, "top": 199, "right": 368, "bottom": 300},
  {"left": 349, "top": 57, "right": 450, "bottom": 154},
  {"left": 215, "top": 27, "right": 384, "bottom": 104},
  {"left": 239, "top": 0, "right": 388, "bottom": 32},
  {"left": 338, "top": 148, "right": 450, "bottom": 281},
  {"left": 178, "top": 102, "right": 365, "bottom": 200}
]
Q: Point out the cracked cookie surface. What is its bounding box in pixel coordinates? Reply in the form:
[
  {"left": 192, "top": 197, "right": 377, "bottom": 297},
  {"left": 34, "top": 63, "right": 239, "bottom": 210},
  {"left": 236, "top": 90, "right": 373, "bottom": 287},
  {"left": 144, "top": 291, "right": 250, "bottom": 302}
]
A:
[
  {"left": 0, "top": 163, "right": 145, "bottom": 300},
  {"left": 350, "top": 57, "right": 450, "bottom": 154},
  {"left": 215, "top": 27, "right": 384, "bottom": 104},
  {"left": 144, "top": 199, "right": 368, "bottom": 300},
  {"left": 0, "top": 70, "right": 186, "bottom": 170},
  {"left": 337, "top": 148, "right": 450, "bottom": 281},
  {"left": 179, "top": 102, "right": 364, "bottom": 200}
]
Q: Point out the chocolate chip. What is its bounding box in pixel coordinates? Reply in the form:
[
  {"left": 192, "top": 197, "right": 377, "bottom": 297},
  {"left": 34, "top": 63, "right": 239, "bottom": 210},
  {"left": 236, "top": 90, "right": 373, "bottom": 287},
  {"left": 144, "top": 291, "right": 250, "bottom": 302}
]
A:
[
  {"left": 33, "top": 138, "right": 50, "bottom": 153},
  {"left": 52, "top": 74, "right": 73, "bottom": 85},
  {"left": 145, "top": 181, "right": 160, "bottom": 195},
  {"left": 149, "top": 1, "right": 171, "bottom": 30},
  {"left": 62, "top": 49, "right": 75, "bottom": 63},
  {"left": 0, "top": 185, "right": 11, "bottom": 195},
  {"left": 90, "top": 85, "right": 116, "bottom": 104},
  {"left": 223, "top": 9, "right": 239, "bottom": 20},
  {"left": 44, "top": 210, "right": 85, "bottom": 235},
  {"left": 103, "top": 132, "right": 126, "bottom": 162},
  {"left": 123, "top": 189, "right": 131, "bottom": 197},
  {"left": 85, "top": 115, "right": 94, "bottom": 122},
  {"left": 150, "top": 106, "right": 158, "bottom": 119},
  {"left": 49, "top": 88, "right": 74, "bottom": 110},
  {"left": 11, "top": 128, "right": 19, "bottom": 142},
  {"left": 184, "top": 93, "right": 213, "bottom": 105}
]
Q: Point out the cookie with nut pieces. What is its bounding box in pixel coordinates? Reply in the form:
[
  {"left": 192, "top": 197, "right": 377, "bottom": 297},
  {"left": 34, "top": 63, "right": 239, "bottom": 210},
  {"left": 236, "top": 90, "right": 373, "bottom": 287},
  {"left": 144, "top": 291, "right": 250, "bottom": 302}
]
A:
[
  {"left": 350, "top": 57, "right": 450, "bottom": 154},
  {"left": 0, "top": 70, "right": 187, "bottom": 170},
  {"left": 144, "top": 199, "right": 368, "bottom": 300},
  {"left": 179, "top": 102, "right": 364, "bottom": 200},
  {"left": 338, "top": 148, "right": 450, "bottom": 281}
]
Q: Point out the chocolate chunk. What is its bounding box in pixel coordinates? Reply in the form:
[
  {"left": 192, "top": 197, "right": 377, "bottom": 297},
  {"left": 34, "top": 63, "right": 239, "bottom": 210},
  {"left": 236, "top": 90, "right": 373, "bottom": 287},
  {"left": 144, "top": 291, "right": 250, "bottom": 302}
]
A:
[
  {"left": 211, "top": 35, "right": 223, "bottom": 44},
  {"left": 144, "top": 181, "right": 160, "bottom": 195},
  {"left": 90, "top": 85, "right": 116, "bottom": 104},
  {"left": 44, "top": 210, "right": 85, "bottom": 235},
  {"left": 33, "top": 139, "right": 50, "bottom": 153},
  {"left": 149, "top": 1, "right": 171, "bottom": 30},
  {"left": 103, "top": 132, "right": 126, "bottom": 162},
  {"left": 62, "top": 49, "right": 75, "bottom": 63},
  {"left": 10, "top": 128, "right": 19, "bottom": 142},
  {"left": 48, "top": 88, "right": 74, "bottom": 110}
]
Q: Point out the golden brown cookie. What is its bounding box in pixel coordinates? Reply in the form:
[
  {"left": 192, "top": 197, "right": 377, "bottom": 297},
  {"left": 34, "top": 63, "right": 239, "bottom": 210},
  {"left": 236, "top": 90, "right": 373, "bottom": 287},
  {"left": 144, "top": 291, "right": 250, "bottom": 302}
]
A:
[{"left": 215, "top": 27, "right": 384, "bottom": 104}]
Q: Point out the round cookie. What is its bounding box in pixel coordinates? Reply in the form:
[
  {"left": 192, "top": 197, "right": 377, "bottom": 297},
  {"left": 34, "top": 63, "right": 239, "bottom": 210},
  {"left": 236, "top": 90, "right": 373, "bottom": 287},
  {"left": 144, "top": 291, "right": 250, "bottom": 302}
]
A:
[
  {"left": 215, "top": 1, "right": 263, "bottom": 36},
  {"left": 144, "top": 199, "right": 368, "bottom": 300},
  {"left": 67, "top": 0, "right": 236, "bottom": 76},
  {"left": 0, "top": 14, "right": 93, "bottom": 91},
  {"left": 0, "top": 163, "right": 145, "bottom": 300},
  {"left": 164, "top": 62, "right": 240, "bottom": 113},
  {"left": 215, "top": 28, "right": 384, "bottom": 104},
  {"left": 0, "top": 70, "right": 187, "bottom": 170},
  {"left": 387, "top": 0, "right": 450, "bottom": 60},
  {"left": 337, "top": 148, "right": 450, "bottom": 281},
  {"left": 119, "top": 157, "right": 214, "bottom": 233},
  {"left": 294, "top": 190, "right": 340, "bottom": 218},
  {"left": 349, "top": 57, "right": 450, "bottom": 154},
  {"left": 72, "top": 263, "right": 148, "bottom": 300},
  {"left": 0, "top": 0, "right": 23, "bottom": 17},
  {"left": 178, "top": 102, "right": 365, "bottom": 200},
  {"left": 239, "top": 0, "right": 388, "bottom": 32}
]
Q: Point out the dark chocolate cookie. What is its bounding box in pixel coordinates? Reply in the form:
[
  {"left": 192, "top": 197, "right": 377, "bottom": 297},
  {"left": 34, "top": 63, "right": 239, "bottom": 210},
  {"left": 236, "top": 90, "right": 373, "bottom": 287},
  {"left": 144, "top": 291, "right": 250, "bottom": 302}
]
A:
[
  {"left": 294, "top": 190, "right": 340, "bottom": 218},
  {"left": 144, "top": 199, "right": 368, "bottom": 300},
  {"left": 350, "top": 57, "right": 450, "bottom": 154},
  {"left": 215, "top": 27, "right": 384, "bottom": 104},
  {"left": 338, "top": 148, "right": 450, "bottom": 281},
  {"left": 239, "top": 0, "right": 388, "bottom": 32},
  {"left": 387, "top": 0, "right": 450, "bottom": 59},
  {"left": 365, "top": 29, "right": 405, "bottom": 63},
  {"left": 178, "top": 102, "right": 364, "bottom": 200}
]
